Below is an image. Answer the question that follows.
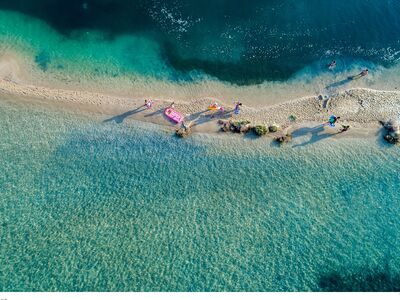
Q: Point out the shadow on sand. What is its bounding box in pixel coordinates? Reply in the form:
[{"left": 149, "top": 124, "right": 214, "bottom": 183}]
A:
[
  {"left": 292, "top": 125, "right": 337, "bottom": 147},
  {"left": 325, "top": 78, "right": 353, "bottom": 91},
  {"left": 185, "top": 109, "right": 233, "bottom": 127},
  {"left": 103, "top": 106, "right": 146, "bottom": 124}
]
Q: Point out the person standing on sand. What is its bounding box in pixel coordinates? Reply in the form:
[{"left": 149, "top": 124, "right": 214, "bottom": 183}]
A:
[
  {"left": 144, "top": 99, "right": 153, "bottom": 109},
  {"left": 234, "top": 101, "right": 242, "bottom": 115}
]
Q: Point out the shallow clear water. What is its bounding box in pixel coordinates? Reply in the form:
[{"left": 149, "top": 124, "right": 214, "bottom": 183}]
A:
[{"left": 1, "top": 99, "right": 399, "bottom": 291}]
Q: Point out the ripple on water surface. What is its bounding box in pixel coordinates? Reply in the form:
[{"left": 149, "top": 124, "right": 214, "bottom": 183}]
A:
[{"left": 0, "top": 100, "right": 399, "bottom": 291}]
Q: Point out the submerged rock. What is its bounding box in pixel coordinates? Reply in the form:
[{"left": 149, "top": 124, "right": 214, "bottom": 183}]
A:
[{"left": 35, "top": 51, "right": 51, "bottom": 72}]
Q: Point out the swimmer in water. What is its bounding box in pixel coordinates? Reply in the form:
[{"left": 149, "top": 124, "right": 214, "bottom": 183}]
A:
[
  {"left": 328, "top": 60, "right": 337, "bottom": 70},
  {"left": 350, "top": 69, "right": 369, "bottom": 80}
]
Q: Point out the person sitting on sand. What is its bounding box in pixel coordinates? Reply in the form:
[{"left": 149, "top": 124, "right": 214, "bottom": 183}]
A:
[
  {"left": 338, "top": 124, "right": 350, "bottom": 133},
  {"left": 170, "top": 102, "right": 175, "bottom": 109},
  {"left": 328, "top": 60, "right": 336, "bottom": 70}
]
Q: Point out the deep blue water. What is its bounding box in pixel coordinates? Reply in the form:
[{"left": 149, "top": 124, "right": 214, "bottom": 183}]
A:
[{"left": 1, "top": 0, "right": 400, "bottom": 83}]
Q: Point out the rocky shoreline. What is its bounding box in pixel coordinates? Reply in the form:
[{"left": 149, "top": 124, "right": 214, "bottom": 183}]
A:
[{"left": 381, "top": 120, "right": 400, "bottom": 145}]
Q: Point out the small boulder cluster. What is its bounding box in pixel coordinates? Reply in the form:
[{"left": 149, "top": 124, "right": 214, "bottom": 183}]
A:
[
  {"left": 219, "top": 120, "right": 252, "bottom": 134},
  {"left": 218, "top": 120, "right": 290, "bottom": 144},
  {"left": 274, "top": 133, "right": 293, "bottom": 145},
  {"left": 175, "top": 123, "right": 192, "bottom": 138},
  {"left": 381, "top": 120, "right": 400, "bottom": 145}
]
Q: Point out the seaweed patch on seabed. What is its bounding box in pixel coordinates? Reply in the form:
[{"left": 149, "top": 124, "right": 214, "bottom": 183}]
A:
[
  {"left": 35, "top": 50, "right": 51, "bottom": 71},
  {"left": 318, "top": 268, "right": 400, "bottom": 292}
]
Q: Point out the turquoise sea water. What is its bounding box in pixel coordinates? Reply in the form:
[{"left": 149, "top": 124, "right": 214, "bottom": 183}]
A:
[
  {"left": 1, "top": 98, "right": 400, "bottom": 291},
  {"left": 1, "top": 1, "right": 400, "bottom": 292},
  {"left": 1, "top": 1, "right": 400, "bottom": 84}
]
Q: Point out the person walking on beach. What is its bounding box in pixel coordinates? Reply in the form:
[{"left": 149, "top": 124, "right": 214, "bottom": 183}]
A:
[{"left": 234, "top": 101, "right": 242, "bottom": 115}]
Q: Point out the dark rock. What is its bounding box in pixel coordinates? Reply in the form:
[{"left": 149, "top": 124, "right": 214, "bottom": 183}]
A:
[
  {"left": 175, "top": 124, "right": 191, "bottom": 138},
  {"left": 239, "top": 125, "right": 251, "bottom": 134},
  {"left": 275, "top": 133, "right": 293, "bottom": 145},
  {"left": 381, "top": 120, "right": 400, "bottom": 145},
  {"left": 268, "top": 124, "right": 280, "bottom": 133},
  {"left": 221, "top": 120, "right": 251, "bottom": 134},
  {"left": 221, "top": 122, "right": 230, "bottom": 132},
  {"left": 384, "top": 134, "right": 396, "bottom": 144}
]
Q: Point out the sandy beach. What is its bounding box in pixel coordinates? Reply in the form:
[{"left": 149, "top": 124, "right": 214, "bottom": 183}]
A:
[{"left": 1, "top": 51, "right": 400, "bottom": 137}]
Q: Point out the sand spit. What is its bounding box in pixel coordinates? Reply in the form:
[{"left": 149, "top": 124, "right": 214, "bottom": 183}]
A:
[{"left": 1, "top": 77, "right": 400, "bottom": 131}]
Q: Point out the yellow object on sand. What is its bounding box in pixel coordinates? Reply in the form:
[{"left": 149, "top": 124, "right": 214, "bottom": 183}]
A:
[{"left": 208, "top": 103, "right": 220, "bottom": 110}]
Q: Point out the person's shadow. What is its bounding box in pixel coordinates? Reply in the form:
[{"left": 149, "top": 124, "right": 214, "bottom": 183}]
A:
[
  {"left": 325, "top": 78, "right": 352, "bottom": 91},
  {"left": 103, "top": 106, "right": 146, "bottom": 124},
  {"left": 292, "top": 125, "right": 335, "bottom": 148}
]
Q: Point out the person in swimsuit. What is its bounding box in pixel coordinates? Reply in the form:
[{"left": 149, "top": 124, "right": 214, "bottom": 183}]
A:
[
  {"left": 350, "top": 69, "right": 369, "bottom": 80},
  {"left": 328, "top": 60, "right": 336, "bottom": 70},
  {"left": 359, "top": 69, "right": 369, "bottom": 77}
]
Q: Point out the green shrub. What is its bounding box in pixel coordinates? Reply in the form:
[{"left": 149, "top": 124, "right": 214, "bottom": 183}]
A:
[{"left": 253, "top": 125, "right": 268, "bottom": 136}]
